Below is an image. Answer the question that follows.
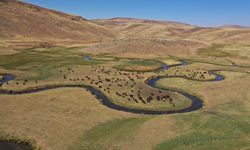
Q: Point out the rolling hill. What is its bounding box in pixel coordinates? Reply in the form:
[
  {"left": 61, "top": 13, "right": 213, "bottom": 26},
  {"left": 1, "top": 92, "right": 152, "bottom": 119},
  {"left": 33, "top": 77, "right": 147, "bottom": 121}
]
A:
[
  {"left": 0, "top": 0, "right": 118, "bottom": 54},
  {"left": 94, "top": 18, "right": 250, "bottom": 44},
  {"left": 86, "top": 18, "right": 250, "bottom": 56},
  {"left": 1, "top": 0, "right": 250, "bottom": 56},
  {"left": 83, "top": 37, "right": 206, "bottom": 57}
]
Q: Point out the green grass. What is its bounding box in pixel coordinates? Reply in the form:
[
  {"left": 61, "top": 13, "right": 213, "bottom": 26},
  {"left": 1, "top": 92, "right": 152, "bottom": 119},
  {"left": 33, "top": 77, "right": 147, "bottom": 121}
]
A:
[
  {"left": 127, "top": 60, "right": 160, "bottom": 66},
  {"left": 70, "top": 117, "right": 150, "bottom": 150},
  {"left": 0, "top": 47, "right": 103, "bottom": 80},
  {"left": 198, "top": 44, "right": 234, "bottom": 57},
  {"left": 151, "top": 69, "right": 250, "bottom": 150},
  {"left": 154, "top": 113, "right": 250, "bottom": 150},
  {"left": 115, "top": 59, "right": 163, "bottom": 72}
]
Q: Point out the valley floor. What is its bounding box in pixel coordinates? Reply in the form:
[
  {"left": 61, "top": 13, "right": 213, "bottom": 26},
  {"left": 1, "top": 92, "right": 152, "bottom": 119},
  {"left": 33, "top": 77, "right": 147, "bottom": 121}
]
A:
[{"left": 0, "top": 46, "right": 250, "bottom": 150}]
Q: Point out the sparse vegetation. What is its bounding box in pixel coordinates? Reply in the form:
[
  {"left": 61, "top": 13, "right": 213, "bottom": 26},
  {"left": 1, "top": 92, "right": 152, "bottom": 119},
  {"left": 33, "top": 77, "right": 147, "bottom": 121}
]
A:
[
  {"left": 70, "top": 117, "right": 150, "bottom": 150},
  {"left": 115, "top": 59, "right": 163, "bottom": 72},
  {"left": 198, "top": 44, "right": 233, "bottom": 57}
]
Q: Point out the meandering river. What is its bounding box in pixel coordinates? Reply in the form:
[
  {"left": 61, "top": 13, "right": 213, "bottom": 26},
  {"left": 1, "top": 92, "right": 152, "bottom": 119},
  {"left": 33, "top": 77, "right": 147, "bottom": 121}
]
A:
[
  {"left": 0, "top": 61, "right": 224, "bottom": 115},
  {"left": 0, "top": 60, "right": 225, "bottom": 149}
]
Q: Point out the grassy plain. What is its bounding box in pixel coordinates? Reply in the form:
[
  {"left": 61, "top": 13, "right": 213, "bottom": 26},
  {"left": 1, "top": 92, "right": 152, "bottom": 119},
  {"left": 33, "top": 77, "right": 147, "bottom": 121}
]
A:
[{"left": 0, "top": 45, "right": 249, "bottom": 150}]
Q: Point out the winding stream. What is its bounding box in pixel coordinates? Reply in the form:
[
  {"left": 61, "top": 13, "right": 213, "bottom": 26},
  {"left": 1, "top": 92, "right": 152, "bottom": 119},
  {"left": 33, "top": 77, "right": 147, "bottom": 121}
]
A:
[
  {"left": 0, "top": 140, "right": 33, "bottom": 150},
  {"left": 145, "top": 71, "right": 224, "bottom": 113},
  {"left": 0, "top": 61, "right": 226, "bottom": 149},
  {"left": 0, "top": 83, "right": 201, "bottom": 115},
  {"left": 146, "top": 77, "right": 203, "bottom": 113},
  {"left": 0, "top": 74, "right": 14, "bottom": 84},
  {"left": 0, "top": 61, "right": 224, "bottom": 115}
]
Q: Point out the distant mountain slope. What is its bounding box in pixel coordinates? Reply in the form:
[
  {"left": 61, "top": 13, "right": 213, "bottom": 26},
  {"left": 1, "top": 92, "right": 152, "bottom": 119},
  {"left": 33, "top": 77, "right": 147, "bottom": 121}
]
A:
[
  {"left": 1, "top": 1, "right": 249, "bottom": 56},
  {"left": 0, "top": 0, "right": 118, "bottom": 43},
  {"left": 93, "top": 18, "right": 197, "bottom": 39},
  {"left": 94, "top": 18, "right": 250, "bottom": 44},
  {"left": 82, "top": 37, "right": 206, "bottom": 57}
]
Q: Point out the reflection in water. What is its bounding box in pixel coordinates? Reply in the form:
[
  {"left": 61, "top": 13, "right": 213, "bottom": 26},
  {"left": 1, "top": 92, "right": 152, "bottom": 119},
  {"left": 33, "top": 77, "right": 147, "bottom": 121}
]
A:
[
  {"left": 0, "top": 74, "right": 14, "bottom": 84},
  {"left": 83, "top": 55, "right": 92, "bottom": 61}
]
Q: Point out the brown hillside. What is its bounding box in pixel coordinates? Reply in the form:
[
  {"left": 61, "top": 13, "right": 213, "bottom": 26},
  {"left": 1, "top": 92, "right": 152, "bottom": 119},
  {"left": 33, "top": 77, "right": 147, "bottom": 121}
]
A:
[
  {"left": 0, "top": 0, "right": 118, "bottom": 51},
  {"left": 94, "top": 18, "right": 250, "bottom": 44},
  {"left": 93, "top": 18, "right": 197, "bottom": 39},
  {"left": 1, "top": 1, "right": 249, "bottom": 56},
  {"left": 82, "top": 38, "right": 206, "bottom": 57}
]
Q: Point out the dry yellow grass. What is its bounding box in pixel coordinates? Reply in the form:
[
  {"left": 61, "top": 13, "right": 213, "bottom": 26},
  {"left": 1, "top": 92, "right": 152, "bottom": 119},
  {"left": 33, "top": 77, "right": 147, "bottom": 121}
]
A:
[
  {"left": 155, "top": 69, "right": 250, "bottom": 109},
  {"left": 131, "top": 116, "right": 176, "bottom": 150},
  {"left": 0, "top": 88, "right": 135, "bottom": 150},
  {"left": 94, "top": 18, "right": 250, "bottom": 45},
  {"left": 82, "top": 37, "right": 206, "bottom": 57},
  {"left": 0, "top": 0, "right": 119, "bottom": 54}
]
